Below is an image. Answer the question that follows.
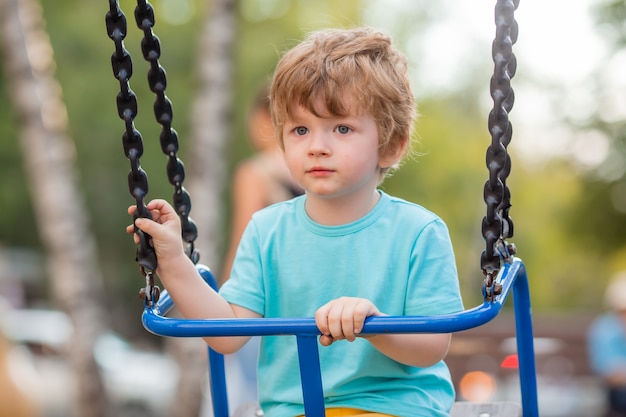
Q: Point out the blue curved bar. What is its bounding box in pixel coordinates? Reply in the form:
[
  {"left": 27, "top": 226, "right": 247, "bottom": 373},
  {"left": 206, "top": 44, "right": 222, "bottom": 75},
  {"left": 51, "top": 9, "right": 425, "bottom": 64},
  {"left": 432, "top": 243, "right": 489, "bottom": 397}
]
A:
[
  {"left": 142, "top": 257, "right": 539, "bottom": 417},
  {"left": 142, "top": 261, "right": 519, "bottom": 336}
]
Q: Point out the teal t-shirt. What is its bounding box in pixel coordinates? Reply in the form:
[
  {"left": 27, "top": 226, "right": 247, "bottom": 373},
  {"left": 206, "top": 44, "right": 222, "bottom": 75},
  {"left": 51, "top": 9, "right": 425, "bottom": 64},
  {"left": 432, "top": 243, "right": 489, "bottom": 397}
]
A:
[{"left": 219, "top": 191, "right": 464, "bottom": 417}]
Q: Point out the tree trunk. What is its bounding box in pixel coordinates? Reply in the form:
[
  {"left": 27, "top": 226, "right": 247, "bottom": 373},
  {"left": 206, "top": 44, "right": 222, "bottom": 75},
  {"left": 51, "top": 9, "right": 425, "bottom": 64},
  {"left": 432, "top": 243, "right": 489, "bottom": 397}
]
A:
[
  {"left": 0, "top": 1, "right": 111, "bottom": 417},
  {"left": 166, "top": 0, "right": 237, "bottom": 416},
  {"left": 187, "top": 0, "right": 236, "bottom": 267}
]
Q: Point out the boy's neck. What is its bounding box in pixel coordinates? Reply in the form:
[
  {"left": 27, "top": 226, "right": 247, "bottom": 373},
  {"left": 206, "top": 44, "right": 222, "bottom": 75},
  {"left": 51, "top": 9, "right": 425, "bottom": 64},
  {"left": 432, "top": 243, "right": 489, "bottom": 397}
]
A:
[{"left": 304, "top": 189, "right": 381, "bottom": 226}]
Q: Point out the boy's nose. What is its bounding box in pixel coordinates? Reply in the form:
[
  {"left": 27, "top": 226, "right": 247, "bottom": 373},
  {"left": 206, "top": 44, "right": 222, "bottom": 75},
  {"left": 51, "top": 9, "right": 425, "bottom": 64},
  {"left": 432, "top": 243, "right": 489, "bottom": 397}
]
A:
[{"left": 307, "top": 132, "right": 331, "bottom": 157}]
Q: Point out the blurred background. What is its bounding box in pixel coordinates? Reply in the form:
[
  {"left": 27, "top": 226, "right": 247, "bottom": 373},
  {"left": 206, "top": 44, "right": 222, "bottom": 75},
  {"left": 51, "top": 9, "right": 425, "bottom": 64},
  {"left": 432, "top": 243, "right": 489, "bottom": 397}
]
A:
[{"left": 0, "top": 0, "right": 624, "bottom": 416}]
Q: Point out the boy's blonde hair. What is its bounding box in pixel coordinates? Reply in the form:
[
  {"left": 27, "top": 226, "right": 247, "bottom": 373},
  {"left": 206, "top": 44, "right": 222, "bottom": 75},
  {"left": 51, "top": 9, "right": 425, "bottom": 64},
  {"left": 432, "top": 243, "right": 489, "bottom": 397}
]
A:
[{"left": 270, "top": 27, "right": 417, "bottom": 172}]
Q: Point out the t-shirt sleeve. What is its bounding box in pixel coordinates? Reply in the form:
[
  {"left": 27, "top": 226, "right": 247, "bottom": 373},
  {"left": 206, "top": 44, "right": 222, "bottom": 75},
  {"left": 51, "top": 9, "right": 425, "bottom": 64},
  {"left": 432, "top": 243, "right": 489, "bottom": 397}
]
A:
[
  {"left": 404, "top": 218, "right": 464, "bottom": 316},
  {"left": 219, "top": 219, "right": 266, "bottom": 316}
]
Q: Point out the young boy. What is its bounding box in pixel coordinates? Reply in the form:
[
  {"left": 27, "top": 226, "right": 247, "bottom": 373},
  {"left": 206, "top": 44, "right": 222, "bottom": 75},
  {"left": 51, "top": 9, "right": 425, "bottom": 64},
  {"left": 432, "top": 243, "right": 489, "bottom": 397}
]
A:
[{"left": 129, "top": 27, "right": 463, "bottom": 417}]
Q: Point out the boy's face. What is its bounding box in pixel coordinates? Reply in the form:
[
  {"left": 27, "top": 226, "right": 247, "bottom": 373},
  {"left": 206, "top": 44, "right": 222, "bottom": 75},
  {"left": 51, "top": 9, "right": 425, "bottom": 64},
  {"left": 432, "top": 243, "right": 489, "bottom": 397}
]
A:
[{"left": 281, "top": 97, "right": 396, "bottom": 202}]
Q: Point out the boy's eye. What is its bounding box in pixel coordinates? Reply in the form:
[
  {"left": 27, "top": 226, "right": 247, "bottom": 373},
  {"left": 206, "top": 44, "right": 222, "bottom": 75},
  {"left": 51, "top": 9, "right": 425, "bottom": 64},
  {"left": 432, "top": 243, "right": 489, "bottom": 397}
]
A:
[
  {"left": 295, "top": 126, "right": 308, "bottom": 135},
  {"left": 335, "top": 125, "right": 351, "bottom": 134}
]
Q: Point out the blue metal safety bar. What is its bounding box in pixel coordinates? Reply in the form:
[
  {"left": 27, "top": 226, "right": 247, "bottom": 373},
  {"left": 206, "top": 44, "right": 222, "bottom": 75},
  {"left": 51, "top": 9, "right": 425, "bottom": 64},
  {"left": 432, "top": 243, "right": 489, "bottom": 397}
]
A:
[{"left": 142, "top": 257, "right": 539, "bottom": 417}]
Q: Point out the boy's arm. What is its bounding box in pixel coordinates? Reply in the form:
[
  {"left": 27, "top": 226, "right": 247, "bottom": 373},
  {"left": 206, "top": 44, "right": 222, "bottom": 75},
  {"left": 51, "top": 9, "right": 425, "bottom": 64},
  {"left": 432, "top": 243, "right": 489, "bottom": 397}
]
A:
[
  {"left": 365, "top": 332, "right": 451, "bottom": 368},
  {"left": 154, "top": 251, "right": 261, "bottom": 354},
  {"left": 130, "top": 200, "right": 261, "bottom": 354}
]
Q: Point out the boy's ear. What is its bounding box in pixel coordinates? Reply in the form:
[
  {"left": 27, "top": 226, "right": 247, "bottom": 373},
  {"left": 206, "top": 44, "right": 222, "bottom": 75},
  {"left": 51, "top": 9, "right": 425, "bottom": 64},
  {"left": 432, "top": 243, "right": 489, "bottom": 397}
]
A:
[{"left": 379, "top": 137, "right": 408, "bottom": 169}]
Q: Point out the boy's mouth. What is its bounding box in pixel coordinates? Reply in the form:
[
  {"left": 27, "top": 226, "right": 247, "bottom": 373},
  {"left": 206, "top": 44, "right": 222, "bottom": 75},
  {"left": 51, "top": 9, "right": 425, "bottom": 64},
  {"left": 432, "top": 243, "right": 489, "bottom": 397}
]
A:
[{"left": 306, "top": 167, "right": 334, "bottom": 176}]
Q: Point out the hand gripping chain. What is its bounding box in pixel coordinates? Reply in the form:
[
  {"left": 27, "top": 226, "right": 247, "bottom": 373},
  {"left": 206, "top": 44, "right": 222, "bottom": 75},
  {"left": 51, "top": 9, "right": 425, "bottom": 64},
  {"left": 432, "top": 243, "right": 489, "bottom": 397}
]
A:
[{"left": 105, "top": 0, "right": 199, "bottom": 306}]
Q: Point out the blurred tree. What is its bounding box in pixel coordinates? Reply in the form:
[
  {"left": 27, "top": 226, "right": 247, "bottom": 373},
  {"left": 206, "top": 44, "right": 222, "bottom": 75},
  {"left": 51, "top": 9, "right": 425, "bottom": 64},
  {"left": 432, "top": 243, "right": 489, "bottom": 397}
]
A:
[
  {"left": 0, "top": 0, "right": 111, "bottom": 416},
  {"left": 167, "top": 0, "right": 237, "bottom": 416},
  {"left": 187, "top": 0, "right": 236, "bottom": 280},
  {"left": 594, "top": 0, "right": 626, "bottom": 47},
  {"left": 555, "top": 0, "right": 626, "bottom": 302}
]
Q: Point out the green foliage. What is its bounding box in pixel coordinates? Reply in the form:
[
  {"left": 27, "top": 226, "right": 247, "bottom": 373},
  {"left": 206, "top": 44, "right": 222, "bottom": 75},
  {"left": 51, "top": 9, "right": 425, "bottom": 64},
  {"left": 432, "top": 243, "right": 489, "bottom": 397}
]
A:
[{"left": 593, "top": 0, "right": 626, "bottom": 47}]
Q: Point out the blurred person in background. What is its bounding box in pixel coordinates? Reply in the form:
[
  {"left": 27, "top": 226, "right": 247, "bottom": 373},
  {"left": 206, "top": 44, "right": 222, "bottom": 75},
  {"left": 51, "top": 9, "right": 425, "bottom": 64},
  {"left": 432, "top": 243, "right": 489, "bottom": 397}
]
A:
[
  {"left": 221, "top": 83, "right": 303, "bottom": 285},
  {"left": 588, "top": 271, "right": 626, "bottom": 417}
]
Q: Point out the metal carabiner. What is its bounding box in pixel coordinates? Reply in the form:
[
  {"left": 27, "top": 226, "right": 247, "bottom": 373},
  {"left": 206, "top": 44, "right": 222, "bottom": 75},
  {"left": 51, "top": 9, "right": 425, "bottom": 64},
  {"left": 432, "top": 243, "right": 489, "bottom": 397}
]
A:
[{"left": 138, "top": 267, "right": 160, "bottom": 307}]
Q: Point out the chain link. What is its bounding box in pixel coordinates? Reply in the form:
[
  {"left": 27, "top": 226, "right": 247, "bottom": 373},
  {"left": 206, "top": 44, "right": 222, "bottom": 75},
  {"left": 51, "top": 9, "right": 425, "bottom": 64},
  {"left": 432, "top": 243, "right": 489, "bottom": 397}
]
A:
[
  {"left": 105, "top": 0, "right": 199, "bottom": 306},
  {"left": 481, "top": 0, "right": 519, "bottom": 301}
]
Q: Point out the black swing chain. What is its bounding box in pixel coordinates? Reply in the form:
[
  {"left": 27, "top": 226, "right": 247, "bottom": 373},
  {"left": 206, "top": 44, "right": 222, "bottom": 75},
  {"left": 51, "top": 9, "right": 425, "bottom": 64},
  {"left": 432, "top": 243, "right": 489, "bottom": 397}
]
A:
[
  {"left": 481, "top": 0, "right": 519, "bottom": 301},
  {"left": 105, "top": 0, "right": 199, "bottom": 306}
]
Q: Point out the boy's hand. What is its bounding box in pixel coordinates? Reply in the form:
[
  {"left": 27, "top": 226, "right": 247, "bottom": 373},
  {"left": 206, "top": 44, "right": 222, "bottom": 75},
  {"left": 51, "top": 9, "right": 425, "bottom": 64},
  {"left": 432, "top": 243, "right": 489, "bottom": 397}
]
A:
[
  {"left": 126, "top": 199, "right": 185, "bottom": 260},
  {"left": 315, "top": 297, "right": 381, "bottom": 346}
]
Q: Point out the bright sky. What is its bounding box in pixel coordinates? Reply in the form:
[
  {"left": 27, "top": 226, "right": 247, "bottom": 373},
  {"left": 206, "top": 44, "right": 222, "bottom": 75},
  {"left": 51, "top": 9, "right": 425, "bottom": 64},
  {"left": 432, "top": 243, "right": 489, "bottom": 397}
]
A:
[{"left": 364, "top": 0, "right": 624, "bottom": 171}]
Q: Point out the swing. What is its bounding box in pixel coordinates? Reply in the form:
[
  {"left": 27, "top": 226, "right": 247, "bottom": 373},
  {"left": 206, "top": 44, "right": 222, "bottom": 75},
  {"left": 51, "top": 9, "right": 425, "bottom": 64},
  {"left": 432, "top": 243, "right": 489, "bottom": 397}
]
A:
[{"left": 105, "top": 0, "right": 537, "bottom": 416}]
